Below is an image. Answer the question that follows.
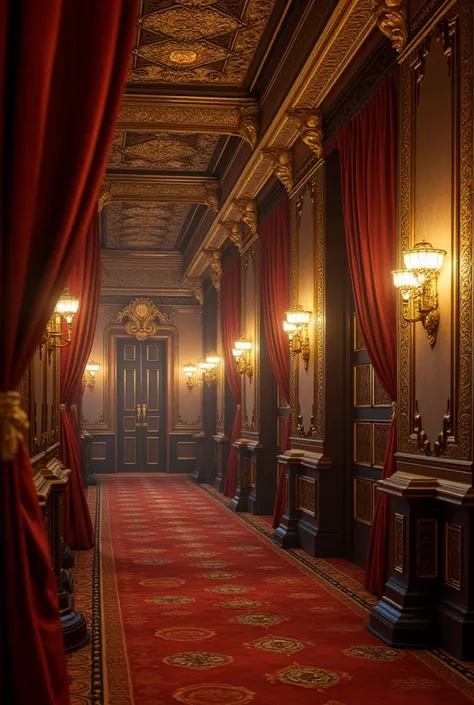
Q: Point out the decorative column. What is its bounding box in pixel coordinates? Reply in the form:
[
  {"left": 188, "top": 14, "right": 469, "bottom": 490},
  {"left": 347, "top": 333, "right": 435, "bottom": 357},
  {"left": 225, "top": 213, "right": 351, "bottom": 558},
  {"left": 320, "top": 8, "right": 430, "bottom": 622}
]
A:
[
  {"left": 273, "top": 450, "right": 305, "bottom": 549},
  {"left": 229, "top": 439, "right": 251, "bottom": 512}
]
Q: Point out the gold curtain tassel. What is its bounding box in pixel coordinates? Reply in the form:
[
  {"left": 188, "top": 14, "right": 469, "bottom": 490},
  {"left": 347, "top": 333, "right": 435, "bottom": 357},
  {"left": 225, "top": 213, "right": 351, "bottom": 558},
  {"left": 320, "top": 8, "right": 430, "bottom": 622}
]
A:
[
  {"left": 59, "top": 403, "right": 67, "bottom": 410},
  {"left": 0, "top": 391, "right": 29, "bottom": 461}
]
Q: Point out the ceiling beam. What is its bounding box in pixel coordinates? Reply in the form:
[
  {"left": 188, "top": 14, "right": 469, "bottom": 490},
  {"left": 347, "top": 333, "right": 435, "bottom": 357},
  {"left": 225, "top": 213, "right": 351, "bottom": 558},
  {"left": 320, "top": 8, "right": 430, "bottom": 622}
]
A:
[
  {"left": 104, "top": 174, "right": 219, "bottom": 211},
  {"left": 117, "top": 95, "right": 260, "bottom": 149}
]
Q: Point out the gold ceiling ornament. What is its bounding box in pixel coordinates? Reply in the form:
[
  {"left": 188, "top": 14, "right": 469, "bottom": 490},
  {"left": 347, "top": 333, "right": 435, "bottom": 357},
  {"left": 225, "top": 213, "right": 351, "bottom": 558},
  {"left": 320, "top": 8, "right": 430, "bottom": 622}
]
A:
[
  {"left": 0, "top": 391, "right": 29, "bottom": 461},
  {"left": 233, "top": 198, "right": 257, "bottom": 237},
  {"left": 374, "top": 0, "right": 408, "bottom": 53},
  {"left": 97, "top": 177, "right": 112, "bottom": 213},
  {"left": 288, "top": 109, "right": 323, "bottom": 159},
  {"left": 263, "top": 149, "right": 294, "bottom": 192},
  {"left": 238, "top": 106, "right": 260, "bottom": 150},
  {"left": 204, "top": 249, "right": 222, "bottom": 291},
  {"left": 221, "top": 221, "right": 243, "bottom": 252},
  {"left": 186, "top": 277, "right": 204, "bottom": 305},
  {"left": 113, "top": 298, "right": 172, "bottom": 341},
  {"left": 204, "top": 184, "right": 219, "bottom": 212}
]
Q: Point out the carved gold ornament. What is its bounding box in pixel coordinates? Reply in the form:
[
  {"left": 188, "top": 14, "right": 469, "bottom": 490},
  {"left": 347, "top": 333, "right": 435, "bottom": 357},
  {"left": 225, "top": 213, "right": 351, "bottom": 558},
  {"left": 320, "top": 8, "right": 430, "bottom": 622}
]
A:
[
  {"left": 238, "top": 106, "right": 260, "bottom": 149},
  {"left": 204, "top": 248, "right": 222, "bottom": 291},
  {"left": 233, "top": 198, "right": 257, "bottom": 236},
  {"left": 204, "top": 185, "right": 219, "bottom": 212},
  {"left": 374, "top": 0, "right": 408, "bottom": 53},
  {"left": 0, "top": 391, "right": 29, "bottom": 461},
  {"left": 113, "top": 298, "right": 172, "bottom": 341},
  {"left": 263, "top": 149, "right": 294, "bottom": 192},
  {"left": 97, "top": 177, "right": 111, "bottom": 212},
  {"left": 221, "top": 221, "right": 243, "bottom": 251},
  {"left": 186, "top": 277, "right": 204, "bottom": 304},
  {"left": 288, "top": 109, "right": 323, "bottom": 159}
]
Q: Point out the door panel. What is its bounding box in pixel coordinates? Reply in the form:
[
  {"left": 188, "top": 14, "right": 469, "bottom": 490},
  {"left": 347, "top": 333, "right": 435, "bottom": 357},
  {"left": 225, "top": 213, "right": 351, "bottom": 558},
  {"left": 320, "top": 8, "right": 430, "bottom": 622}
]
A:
[
  {"left": 117, "top": 339, "right": 166, "bottom": 472},
  {"left": 350, "top": 312, "right": 392, "bottom": 568}
]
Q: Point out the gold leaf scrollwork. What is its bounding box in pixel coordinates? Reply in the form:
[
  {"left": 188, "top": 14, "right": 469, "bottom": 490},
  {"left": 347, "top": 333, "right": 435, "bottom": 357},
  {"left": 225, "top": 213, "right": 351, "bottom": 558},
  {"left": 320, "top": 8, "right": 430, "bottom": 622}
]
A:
[
  {"left": 263, "top": 149, "right": 294, "bottom": 192},
  {"left": 186, "top": 277, "right": 203, "bottom": 305},
  {"left": 204, "top": 185, "right": 219, "bottom": 212},
  {"left": 97, "top": 176, "right": 112, "bottom": 213},
  {"left": 414, "top": 399, "right": 452, "bottom": 457},
  {"left": 238, "top": 106, "right": 260, "bottom": 150},
  {"left": 113, "top": 297, "right": 172, "bottom": 341},
  {"left": 221, "top": 221, "right": 243, "bottom": 252},
  {"left": 288, "top": 109, "right": 323, "bottom": 159},
  {"left": 0, "top": 391, "right": 30, "bottom": 461},
  {"left": 374, "top": 0, "right": 408, "bottom": 53},
  {"left": 204, "top": 249, "right": 222, "bottom": 292},
  {"left": 233, "top": 198, "right": 257, "bottom": 237}
]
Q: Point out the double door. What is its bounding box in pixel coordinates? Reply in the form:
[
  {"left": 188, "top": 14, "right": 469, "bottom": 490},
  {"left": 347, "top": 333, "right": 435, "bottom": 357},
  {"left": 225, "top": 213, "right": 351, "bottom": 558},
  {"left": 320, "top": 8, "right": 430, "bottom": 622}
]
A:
[{"left": 117, "top": 339, "right": 166, "bottom": 472}]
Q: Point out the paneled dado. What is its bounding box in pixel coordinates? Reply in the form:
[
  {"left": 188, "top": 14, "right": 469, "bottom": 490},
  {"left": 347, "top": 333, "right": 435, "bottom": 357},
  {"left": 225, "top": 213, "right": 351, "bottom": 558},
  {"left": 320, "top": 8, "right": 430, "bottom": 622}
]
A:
[{"left": 368, "top": 0, "right": 474, "bottom": 662}]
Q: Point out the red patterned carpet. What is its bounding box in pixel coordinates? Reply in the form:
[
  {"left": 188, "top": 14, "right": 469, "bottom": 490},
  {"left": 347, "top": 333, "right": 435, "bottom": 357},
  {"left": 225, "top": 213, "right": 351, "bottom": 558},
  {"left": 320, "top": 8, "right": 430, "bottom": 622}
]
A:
[{"left": 99, "top": 475, "right": 474, "bottom": 705}]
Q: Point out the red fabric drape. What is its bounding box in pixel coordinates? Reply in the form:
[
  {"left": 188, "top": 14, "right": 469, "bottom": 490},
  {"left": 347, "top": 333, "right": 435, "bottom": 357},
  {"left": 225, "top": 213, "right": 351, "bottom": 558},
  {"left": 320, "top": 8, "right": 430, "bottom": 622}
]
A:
[
  {"left": 337, "top": 73, "right": 398, "bottom": 597},
  {"left": 258, "top": 199, "right": 291, "bottom": 528},
  {"left": 221, "top": 257, "right": 242, "bottom": 498},
  {"left": 61, "top": 216, "right": 101, "bottom": 550},
  {"left": 0, "top": 3, "right": 138, "bottom": 704}
]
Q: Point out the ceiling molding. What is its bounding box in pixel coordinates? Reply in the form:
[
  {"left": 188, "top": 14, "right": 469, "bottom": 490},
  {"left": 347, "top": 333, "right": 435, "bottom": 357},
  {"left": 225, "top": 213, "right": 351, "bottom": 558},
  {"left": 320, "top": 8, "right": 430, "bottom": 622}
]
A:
[
  {"left": 101, "top": 250, "right": 193, "bottom": 297},
  {"left": 117, "top": 95, "right": 260, "bottom": 149},
  {"left": 105, "top": 174, "right": 219, "bottom": 211},
  {"left": 184, "top": 0, "right": 378, "bottom": 278}
]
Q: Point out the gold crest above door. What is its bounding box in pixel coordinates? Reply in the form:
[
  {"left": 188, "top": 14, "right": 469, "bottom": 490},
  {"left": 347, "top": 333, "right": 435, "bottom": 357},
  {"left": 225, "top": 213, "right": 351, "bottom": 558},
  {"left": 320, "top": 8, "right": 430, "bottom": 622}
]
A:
[{"left": 113, "top": 298, "right": 172, "bottom": 341}]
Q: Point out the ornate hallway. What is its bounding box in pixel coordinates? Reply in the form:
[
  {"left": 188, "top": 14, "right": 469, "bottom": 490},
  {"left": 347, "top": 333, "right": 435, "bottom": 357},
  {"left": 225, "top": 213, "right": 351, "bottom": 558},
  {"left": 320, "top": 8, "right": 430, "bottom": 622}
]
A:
[{"left": 69, "top": 476, "right": 474, "bottom": 705}]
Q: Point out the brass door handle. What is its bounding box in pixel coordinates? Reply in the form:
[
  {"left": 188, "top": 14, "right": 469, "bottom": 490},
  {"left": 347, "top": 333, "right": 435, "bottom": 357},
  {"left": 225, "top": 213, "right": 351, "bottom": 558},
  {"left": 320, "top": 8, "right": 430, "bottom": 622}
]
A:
[
  {"left": 136, "top": 404, "right": 142, "bottom": 427},
  {"left": 142, "top": 404, "right": 148, "bottom": 428}
]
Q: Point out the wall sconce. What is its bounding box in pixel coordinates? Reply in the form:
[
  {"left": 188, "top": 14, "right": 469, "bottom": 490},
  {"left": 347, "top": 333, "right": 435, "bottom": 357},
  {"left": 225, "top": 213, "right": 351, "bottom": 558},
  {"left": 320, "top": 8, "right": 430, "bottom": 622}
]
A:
[
  {"left": 83, "top": 361, "right": 100, "bottom": 391},
  {"left": 40, "top": 287, "right": 80, "bottom": 361},
  {"left": 203, "top": 352, "right": 221, "bottom": 386},
  {"left": 232, "top": 339, "right": 253, "bottom": 382},
  {"left": 183, "top": 362, "right": 198, "bottom": 390},
  {"left": 392, "top": 241, "right": 446, "bottom": 347},
  {"left": 283, "top": 305, "right": 311, "bottom": 370}
]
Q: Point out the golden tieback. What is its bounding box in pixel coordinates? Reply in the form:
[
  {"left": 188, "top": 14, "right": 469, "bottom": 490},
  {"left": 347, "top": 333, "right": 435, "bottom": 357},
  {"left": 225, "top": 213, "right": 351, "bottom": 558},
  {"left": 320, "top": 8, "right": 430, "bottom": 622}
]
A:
[{"left": 0, "top": 391, "right": 29, "bottom": 461}]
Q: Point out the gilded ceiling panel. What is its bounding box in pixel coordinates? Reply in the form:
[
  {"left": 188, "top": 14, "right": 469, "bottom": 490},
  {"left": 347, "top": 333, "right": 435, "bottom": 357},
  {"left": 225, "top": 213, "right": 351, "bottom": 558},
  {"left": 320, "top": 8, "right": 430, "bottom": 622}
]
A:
[
  {"left": 104, "top": 201, "right": 191, "bottom": 250},
  {"left": 132, "top": 0, "right": 277, "bottom": 84},
  {"left": 108, "top": 131, "right": 220, "bottom": 171}
]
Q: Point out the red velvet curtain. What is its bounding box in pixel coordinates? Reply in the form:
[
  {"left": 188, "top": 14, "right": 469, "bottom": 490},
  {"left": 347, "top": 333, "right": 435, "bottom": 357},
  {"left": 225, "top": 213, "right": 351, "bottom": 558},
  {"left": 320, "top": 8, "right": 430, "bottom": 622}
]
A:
[
  {"left": 221, "top": 256, "right": 242, "bottom": 498},
  {"left": 258, "top": 198, "right": 291, "bottom": 528},
  {"left": 0, "top": 3, "right": 138, "bottom": 703},
  {"left": 337, "top": 73, "right": 398, "bottom": 597},
  {"left": 61, "top": 215, "right": 101, "bottom": 550}
]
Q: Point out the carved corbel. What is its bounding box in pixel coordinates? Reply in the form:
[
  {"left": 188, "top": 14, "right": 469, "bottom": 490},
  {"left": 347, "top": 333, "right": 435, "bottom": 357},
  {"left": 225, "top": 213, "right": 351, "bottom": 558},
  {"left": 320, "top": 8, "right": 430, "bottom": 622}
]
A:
[
  {"left": 233, "top": 199, "right": 257, "bottom": 237},
  {"left": 186, "top": 277, "right": 203, "bottom": 305},
  {"left": 288, "top": 109, "right": 323, "bottom": 159},
  {"left": 221, "top": 221, "right": 243, "bottom": 252},
  {"left": 204, "top": 249, "right": 222, "bottom": 292},
  {"left": 374, "top": 0, "right": 408, "bottom": 53},
  {"left": 238, "top": 106, "right": 260, "bottom": 150},
  {"left": 263, "top": 149, "right": 294, "bottom": 192},
  {"left": 97, "top": 177, "right": 111, "bottom": 213},
  {"left": 204, "top": 185, "right": 219, "bottom": 212}
]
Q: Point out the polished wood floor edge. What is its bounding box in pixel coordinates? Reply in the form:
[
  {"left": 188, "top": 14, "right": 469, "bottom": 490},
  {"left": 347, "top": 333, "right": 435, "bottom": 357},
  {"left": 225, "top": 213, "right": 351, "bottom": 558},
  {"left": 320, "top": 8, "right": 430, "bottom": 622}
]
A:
[{"left": 194, "top": 479, "right": 474, "bottom": 688}]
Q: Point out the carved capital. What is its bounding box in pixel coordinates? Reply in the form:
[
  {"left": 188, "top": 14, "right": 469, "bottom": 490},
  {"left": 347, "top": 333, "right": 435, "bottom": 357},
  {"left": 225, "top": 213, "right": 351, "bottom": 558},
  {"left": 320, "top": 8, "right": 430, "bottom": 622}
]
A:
[
  {"left": 204, "top": 184, "right": 219, "bottom": 212},
  {"left": 233, "top": 198, "right": 257, "bottom": 236},
  {"left": 204, "top": 248, "right": 222, "bottom": 291},
  {"left": 374, "top": 0, "right": 408, "bottom": 53},
  {"left": 98, "top": 177, "right": 111, "bottom": 213},
  {"left": 238, "top": 106, "right": 260, "bottom": 150},
  {"left": 221, "top": 221, "right": 243, "bottom": 252},
  {"left": 288, "top": 109, "right": 323, "bottom": 159},
  {"left": 263, "top": 149, "right": 294, "bottom": 192},
  {"left": 186, "top": 277, "right": 203, "bottom": 305}
]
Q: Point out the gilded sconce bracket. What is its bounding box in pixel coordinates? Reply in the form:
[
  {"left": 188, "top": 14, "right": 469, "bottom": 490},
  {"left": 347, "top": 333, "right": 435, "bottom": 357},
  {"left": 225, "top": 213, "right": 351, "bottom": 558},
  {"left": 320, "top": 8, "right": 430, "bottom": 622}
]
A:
[
  {"left": 233, "top": 198, "right": 257, "bottom": 237},
  {"left": 374, "top": 0, "right": 408, "bottom": 53},
  {"left": 400, "top": 277, "right": 440, "bottom": 347},
  {"left": 204, "top": 248, "right": 222, "bottom": 292},
  {"left": 235, "top": 351, "right": 253, "bottom": 382},
  {"left": 97, "top": 176, "right": 112, "bottom": 213},
  {"left": 263, "top": 149, "right": 294, "bottom": 192},
  {"left": 288, "top": 109, "right": 323, "bottom": 159},
  {"left": 414, "top": 400, "right": 452, "bottom": 457},
  {"left": 221, "top": 221, "right": 243, "bottom": 252},
  {"left": 238, "top": 106, "right": 260, "bottom": 150}
]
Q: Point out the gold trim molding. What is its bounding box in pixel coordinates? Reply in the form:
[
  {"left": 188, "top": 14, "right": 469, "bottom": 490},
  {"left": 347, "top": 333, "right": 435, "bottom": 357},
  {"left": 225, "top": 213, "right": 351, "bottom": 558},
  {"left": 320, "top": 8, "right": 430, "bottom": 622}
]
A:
[
  {"left": 374, "top": 0, "right": 408, "bottom": 53},
  {"left": 117, "top": 95, "right": 260, "bottom": 149},
  {"left": 104, "top": 174, "right": 219, "bottom": 211}
]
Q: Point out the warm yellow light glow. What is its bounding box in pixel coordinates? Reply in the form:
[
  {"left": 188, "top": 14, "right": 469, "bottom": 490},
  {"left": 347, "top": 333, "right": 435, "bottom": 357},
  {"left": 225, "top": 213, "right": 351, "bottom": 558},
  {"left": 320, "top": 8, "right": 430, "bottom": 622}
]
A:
[
  {"left": 403, "top": 242, "right": 446, "bottom": 273},
  {"left": 54, "top": 287, "right": 80, "bottom": 323},
  {"left": 392, "top": 269, "right": 418, "bottom": 289},
  {"left": 285, "top": 307, "right": 311, "bottom": 326},
  {"left": 85, "top": 361, "right": 100, "bottom": 377},
  {"left": 198, "top": 360, "right": 212, "bottom": 370},
  {"left": 234, "top": 339, "right": 252, "bottom": 351},
  {"left": 232, "top": 348, "right": 242, "bottom": 358},
  {"left": 206, "top": 353, "right": 221, "bottom": 366},
  {"left": 283, "top": 321, "right": 297, "bottom": 335},
  {"left": 183, "top": 362, "right": 197, "bottom": 376}
]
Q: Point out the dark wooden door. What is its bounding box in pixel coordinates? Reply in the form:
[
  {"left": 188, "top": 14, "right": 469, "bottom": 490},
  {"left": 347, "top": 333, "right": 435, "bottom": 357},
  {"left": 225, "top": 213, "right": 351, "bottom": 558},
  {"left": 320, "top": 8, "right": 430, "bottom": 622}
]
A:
[
  {"left": 351, "top": 312, "right": 392, "bottom": 568},
  {"left": 117, "top": 339, "right": 166, "bottom": 472}
]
